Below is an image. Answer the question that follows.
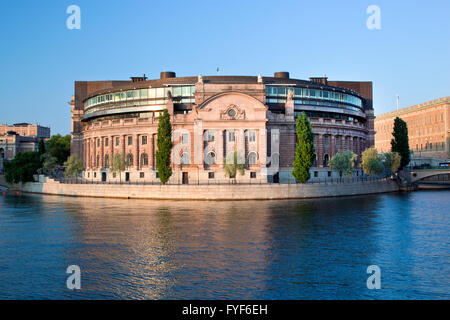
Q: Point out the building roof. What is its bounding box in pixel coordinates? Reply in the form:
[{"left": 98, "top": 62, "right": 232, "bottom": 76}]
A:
[{"left": 82, "top": 75, "right": 365, "bottom": 101}]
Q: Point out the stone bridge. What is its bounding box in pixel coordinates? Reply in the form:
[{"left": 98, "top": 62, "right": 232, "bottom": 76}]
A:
[{"left": 410, "top": 168, "right": 450, "bottom": 184}]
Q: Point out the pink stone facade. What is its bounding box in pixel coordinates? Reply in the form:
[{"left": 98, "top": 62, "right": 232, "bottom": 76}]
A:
[{"left": 375, "top": 97, "right": 450, "bottom": 159}]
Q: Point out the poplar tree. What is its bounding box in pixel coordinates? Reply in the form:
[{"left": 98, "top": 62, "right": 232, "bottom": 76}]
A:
[
  {"left": 292, "top": 112, "right": 315, "bottom": 183},
  {"left": 391, "top": 117, "right": 410, "bottom": 169},
  {"left": 156, "top": 109, "right": 173, "bottom": 184}
]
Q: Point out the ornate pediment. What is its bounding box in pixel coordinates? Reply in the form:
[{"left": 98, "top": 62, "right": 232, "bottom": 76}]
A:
[{"left": 220, "top": 104, "right": 245, "bottom": 120}]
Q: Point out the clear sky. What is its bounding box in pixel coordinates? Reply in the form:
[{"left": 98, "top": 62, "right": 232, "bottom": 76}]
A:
[{"left": 0, "top": 0, "right": 449, "bottom": 135}]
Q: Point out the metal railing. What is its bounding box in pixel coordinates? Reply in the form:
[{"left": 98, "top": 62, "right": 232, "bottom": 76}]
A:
[{"left": 52, "top": 175, "right": 392, "bottom": 186}]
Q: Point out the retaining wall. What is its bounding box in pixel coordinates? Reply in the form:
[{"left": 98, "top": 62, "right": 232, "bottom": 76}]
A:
[{"left": 15, "top": 179, "right": 399, "bottom": 200}]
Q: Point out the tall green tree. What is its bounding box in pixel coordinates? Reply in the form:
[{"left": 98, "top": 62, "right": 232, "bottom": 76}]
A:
[
  {"left": 156, "top": 109, "right": 173, "bottom": 184},
  {"left": 361, "top": 147, "right": 384, "bottom": 176},
  {"left": 329, "top": 150, "right": 358, "bottom": 178},
  {"left": 4, "top": 152, "right": 41, "bottom": 183},
  {"left": 38, "top": 138, "right": 46, "bottom": 155},
  {"left": 64, "top": 155, "right": 84, "bottom": 178},
  {"left": 292, "top": 112, "right": 315, "bottom": 183},
  {"left": 46, "top": 134, "right": 71, "bottom": 164},
  {"left": 391, "top": 117, "right": 410, "bottom": 169}
]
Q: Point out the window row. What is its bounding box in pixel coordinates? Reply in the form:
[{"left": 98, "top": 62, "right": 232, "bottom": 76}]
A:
[
  {"left": 85, "top": 86, "right": 196, "bottom": 109},
  {"left": 266, "top": 86, "right": 362, "bottom": 108}
]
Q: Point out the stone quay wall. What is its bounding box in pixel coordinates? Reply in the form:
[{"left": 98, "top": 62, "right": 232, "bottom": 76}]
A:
[{"left": 14, "top": 178, "right": 399, "bottom": 200}]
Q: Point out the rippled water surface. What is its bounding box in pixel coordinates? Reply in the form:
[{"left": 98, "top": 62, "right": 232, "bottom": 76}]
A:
[{"left": 0, "top": 191, "right": 448, "bottom": 299}]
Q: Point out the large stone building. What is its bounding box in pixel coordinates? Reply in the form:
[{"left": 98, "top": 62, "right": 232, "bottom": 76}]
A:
[
  {"left": 70, "top": 72, "right": 374, "bottom": 183},
  {"left": 0, "top": 123, "right": 50, "bottom": 168},
  {"left": 375, "top": 97, "right": 450, "bottom": 160}
]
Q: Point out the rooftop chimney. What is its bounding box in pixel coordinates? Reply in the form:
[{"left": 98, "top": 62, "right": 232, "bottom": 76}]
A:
[
  {"left": 130, "top": 74, "right": 148, "bottom": 82},
  {"left": 160, "top": 71, "right": 176, "bottom": 79},
  {"left": 309, "top": 76, "right": 328, "bottom": 85},
  {"left": 274, "top": 71, "right": 290, "bottom": 79}
]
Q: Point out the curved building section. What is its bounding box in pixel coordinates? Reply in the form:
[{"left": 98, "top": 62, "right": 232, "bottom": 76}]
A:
[{"left": 70, "top": 72, "right": 374, "bottom": 183}]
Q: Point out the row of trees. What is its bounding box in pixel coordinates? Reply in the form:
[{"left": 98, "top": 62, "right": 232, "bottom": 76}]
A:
[
  {"left": 4, "top": 134, "right": 75, "bottom": 183},
  {"left": 291, "top": 115, "right": 410, "bottom": 182}
]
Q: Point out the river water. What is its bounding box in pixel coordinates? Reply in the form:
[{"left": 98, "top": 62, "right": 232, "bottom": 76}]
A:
[{"left": 0, "top": 190, "right": 448, "bottom": 299}]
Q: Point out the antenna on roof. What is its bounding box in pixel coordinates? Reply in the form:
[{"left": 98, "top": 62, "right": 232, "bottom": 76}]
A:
[{"left": 396, "top": 94, "right": 399, "bottom": 111}]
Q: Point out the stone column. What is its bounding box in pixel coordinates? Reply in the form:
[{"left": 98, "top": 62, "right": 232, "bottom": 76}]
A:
[
  {"left": 93, "top": 137, "right": 97, "bottom": 168},
  {"left": 348, "top": 136, "right": 353, "bottom": 153},
  {"left": 237, "top": 129, "right": 246, "bottom": 165},
  {"left": 134, "top": 134, "right": 139, "bottom": 169},
  {"left": 100, "top": 136, "right": 104, "bottom": 168},
  {"left": 341, "top": 136, "right": 346, "bottom": 151},
  {"left": 330, "top": 134, "right": 336, "bottom": 157},
  {"left": 110, "top": 136, "right": 114, "bottom": 159},
  {"left": 149, "top": 134, "right": 155, "bottom": 169},
  {"left": 317, "top": 134, "right": 323, "bottom": 168},
  {"left": 216, "top": 130, "right": 224, "bottom": 165},
  {"left": 85, "top": 139, "right": 89, "bottom": 169},
  {"left": 122, "top": 135, "right": 126, "bottom": 157}
]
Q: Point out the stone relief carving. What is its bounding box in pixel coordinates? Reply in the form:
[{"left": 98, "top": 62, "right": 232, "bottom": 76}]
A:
[{"left": 220, "top": 104, "right": 245, "bottom": 120}]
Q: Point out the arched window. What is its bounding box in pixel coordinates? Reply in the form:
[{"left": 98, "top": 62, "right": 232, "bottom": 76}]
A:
[
  {"left": 126, "top": 153, "right": 133, "bottom": 167},
  {"left": 180, "top": 152, "right": 190, "bottom": 165},
  {"left": 104, "top": 155, "right": 109, "bottom": 167},
  {"left": 206, "top": 151, "right": 216, "bottom": 165},
  {"left": 248, "top": 152, "right": 258, "bottom": 165},
  {"left": 140, "top": 153, "right": 148, "bottom": 166},
  {"left": 323, "top": 154, "right": 329, "bottom": 167}
]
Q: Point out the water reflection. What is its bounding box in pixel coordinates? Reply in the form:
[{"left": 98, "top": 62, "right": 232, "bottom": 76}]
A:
[{"left": 0, "top": 191, "right": 448, "bottom": 299}]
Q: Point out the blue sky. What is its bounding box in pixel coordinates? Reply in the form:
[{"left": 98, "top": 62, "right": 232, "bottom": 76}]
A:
[{"left": 0, "top": 0, "right": 449, "bottom": 135}]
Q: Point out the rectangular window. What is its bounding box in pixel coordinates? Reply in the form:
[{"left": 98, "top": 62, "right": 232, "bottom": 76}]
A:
[
  {"left": 182, "top": 86, "right": 191, "bottom": 96},
  {"left": 249, "top": 131, "right": 256, "bottom": 142},
  {"left": 314, "top": 171, "right": 318, "bottom": 177},
  {"left": 208, "top": 131, "right": 215, "bottom": 142},
  {"left": 182, "top": 133, "right": 189, "bottom": 144},
  {"left": 327, "top": 171, "right": 332, "bottom": 177},
  {"left": 97, "top": 139, "right": 100, "bottom": 147},
  {"left": 250, "top": 172, "right": 256, "bottom": 179},
  {"left": 208, "top": 172, "right": 215, "bottom": 179},
  {"left": 172, "top": 86, "right": 182, "bottom": 97},
  {"left": 140, "top": 172, "right": 145, "bottom": 178},
  {"left": 105, "top": 138, "right": 109, "bottom": 147},
  {"left": 128, "top": 136, "right": 132, "bottom": 145},
  {"left": 156, "top": 88, "right": 165, "bottom": 98},
  {"left": 115, "top": 137, "right": 120, "bottom": 146},
  {"left": 228, "top": 131, "right": 235, "bottom": 142},
  {"left": 141, "top": 136, "right": 147, "bottom": 145},
  {"left": 272, "top": 132, "right": 279, "bottom": 144}
]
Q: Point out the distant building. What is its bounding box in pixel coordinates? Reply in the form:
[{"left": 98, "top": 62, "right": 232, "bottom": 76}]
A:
[
  {"left": 375, "top": 97, "right": 449, "bottom": 159},
  {"left": 0, "top": 123, "right": 51, "bottom": 168}
]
